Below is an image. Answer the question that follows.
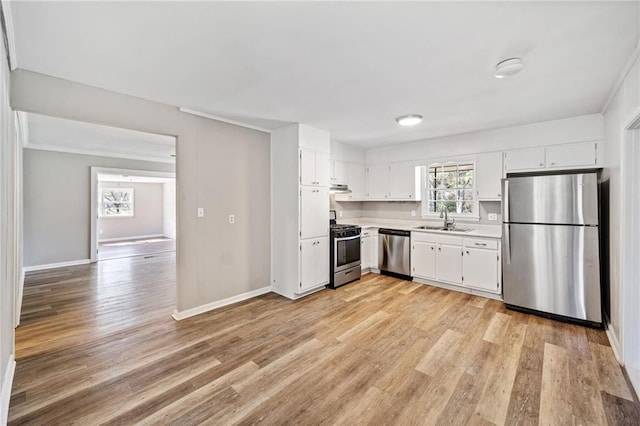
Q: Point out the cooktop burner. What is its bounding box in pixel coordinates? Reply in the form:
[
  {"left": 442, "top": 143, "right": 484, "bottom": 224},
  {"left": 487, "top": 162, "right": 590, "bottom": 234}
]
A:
[{"left": 330, "top": 223, "right": 358, "bottom": 230}]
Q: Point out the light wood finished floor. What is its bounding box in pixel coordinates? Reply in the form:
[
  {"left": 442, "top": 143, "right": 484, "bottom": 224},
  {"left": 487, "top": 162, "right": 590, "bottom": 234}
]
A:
[{"left": 9, "top": 253, "right": 640, "bottom": 425}]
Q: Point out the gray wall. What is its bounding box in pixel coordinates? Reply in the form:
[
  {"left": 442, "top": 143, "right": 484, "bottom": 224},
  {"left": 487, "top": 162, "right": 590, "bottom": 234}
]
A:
[
  {"left": 12, "top": 69, "right": 271, "bottom": 313},
  {"left": 23, "top": 149, "right": 174, "bottom": 266},
  {"left": 98, "top": 181, "right": 165, "bottom": 241}
]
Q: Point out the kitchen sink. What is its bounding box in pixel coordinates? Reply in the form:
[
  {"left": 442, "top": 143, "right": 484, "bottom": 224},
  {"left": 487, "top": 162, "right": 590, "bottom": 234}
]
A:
[{"left": 413, "top": 225, "right": 473, "bottom": 233}]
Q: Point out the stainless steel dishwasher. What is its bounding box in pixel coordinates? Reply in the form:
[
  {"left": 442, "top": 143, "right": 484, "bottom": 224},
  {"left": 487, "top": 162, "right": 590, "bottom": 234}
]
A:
[{"left": 378, "top": 228, "right": 412, "bottom": 280}]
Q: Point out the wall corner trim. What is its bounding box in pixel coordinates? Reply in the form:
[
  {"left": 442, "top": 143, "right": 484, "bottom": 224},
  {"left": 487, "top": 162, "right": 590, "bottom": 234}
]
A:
[
  {"left": 178, "top": 107, "right": 272, "bottom": 134},
  {"left": 606, "top": 325, "right": 623, "bottom": 365},
  {"left": 171, "top": 286, "right": 272, "bottom": 321},
  {"left": 601, "top": 39, "right": 640, "bottom": 114},
  {"left": 23, "top": 259, "right": 91, "bottom": 272},
  {"left": 1, "top": 0, "right": 17, "bottom": 70},
  {"left": 1, "top": 354, "right": 16, "bottom": 425}
]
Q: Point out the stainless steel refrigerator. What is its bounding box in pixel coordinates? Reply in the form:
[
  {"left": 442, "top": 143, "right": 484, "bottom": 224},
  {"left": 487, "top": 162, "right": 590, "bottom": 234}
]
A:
[{"left": 502, "top": 172, "right": 602, "bottom": 326}]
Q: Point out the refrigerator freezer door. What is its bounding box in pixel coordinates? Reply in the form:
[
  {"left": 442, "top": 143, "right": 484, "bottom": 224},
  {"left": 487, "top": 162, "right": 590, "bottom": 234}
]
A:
[
  {"left": 502, "top": 173, "right": 599, "bottom": 225},
  {"left": 502, "top": 223, "right": 601, "bottom": 323}
]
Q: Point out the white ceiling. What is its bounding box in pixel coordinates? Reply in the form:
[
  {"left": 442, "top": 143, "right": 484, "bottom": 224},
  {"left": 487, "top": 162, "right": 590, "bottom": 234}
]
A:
[
  {"left": 26, "top": 113, "right": 176, "bottom": 163},
  {"left": 11, "top": 1, "right": 639, "bottom": 147}
]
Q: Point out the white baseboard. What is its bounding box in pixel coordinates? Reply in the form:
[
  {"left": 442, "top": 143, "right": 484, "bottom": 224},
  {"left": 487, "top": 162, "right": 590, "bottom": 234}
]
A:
[
  {"left": 15, "top": 267, "right": 24, "bottom": 327},
  {"left": 172, "top": 286, "right": 272, "bottom": 321},
  {"left": 24, "top": 259, "right": 91, "bottom": 272},
  {"left": 1, "top": 355, "right": 16, "bottom": 426},
  {"left": 98, "top": 234, "right": 166, "bottom": 243},
  {"left": 606, "top": 324, "right": 623, "bottom": 365},
  {"left": 628, "top": 366, "right": 640, "bottom": 401}
]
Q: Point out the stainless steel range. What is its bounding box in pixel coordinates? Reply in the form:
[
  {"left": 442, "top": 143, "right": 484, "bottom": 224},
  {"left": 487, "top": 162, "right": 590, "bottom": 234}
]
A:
[{"left": 328, "top": 211, "right": 361, "bottom": 288}]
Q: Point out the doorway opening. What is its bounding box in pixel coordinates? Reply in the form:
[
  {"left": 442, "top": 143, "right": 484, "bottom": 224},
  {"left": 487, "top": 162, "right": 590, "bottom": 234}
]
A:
[{"left": 94, "top": 171, "right": 176, "bottom": 261}]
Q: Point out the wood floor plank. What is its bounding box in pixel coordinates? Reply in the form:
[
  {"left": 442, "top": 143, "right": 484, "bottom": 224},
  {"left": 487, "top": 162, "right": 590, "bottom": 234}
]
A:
[
  {"left": 9, "top": 256, "right": 639, "bottom": 424},
  {"left": 590, "top": 341, "right": 635, "bottom": 402},
  {"left": 539, "top": 342, "right": 574, "bottom": 425}
]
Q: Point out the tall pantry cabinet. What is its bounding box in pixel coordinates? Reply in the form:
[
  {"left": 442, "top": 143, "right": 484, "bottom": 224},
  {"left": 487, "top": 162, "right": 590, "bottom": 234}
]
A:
[{"left": 271, "top": 124, "right": 330, "bottom": 299}]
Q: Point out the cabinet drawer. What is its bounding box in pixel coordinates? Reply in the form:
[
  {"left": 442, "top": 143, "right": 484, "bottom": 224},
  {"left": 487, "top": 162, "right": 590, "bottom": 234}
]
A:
[{"left": 464, "top": 238, "right": 498, "bottom": 250}]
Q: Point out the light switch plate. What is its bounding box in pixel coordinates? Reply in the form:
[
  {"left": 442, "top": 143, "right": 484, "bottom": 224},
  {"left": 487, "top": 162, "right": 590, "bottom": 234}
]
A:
[
  {"left": 229, "top": 214, "right": 235, "bottom": 224},
  {"left": 488, "top": 213, "right": 498, "bottom": 221},
  {"left": 197, "top": 207, "right": 205, "bottom": 218},
  {"left": 339, "top": 211, "right": 343, "bottom": 218},
  {"left": 411, "top": 210, "right": 416, "bottom": 217}
]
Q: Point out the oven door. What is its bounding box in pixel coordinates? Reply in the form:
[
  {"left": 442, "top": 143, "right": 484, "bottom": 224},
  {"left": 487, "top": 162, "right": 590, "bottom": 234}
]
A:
[{"left": 334, "top": 234, "right": 361, "bottom": 272}]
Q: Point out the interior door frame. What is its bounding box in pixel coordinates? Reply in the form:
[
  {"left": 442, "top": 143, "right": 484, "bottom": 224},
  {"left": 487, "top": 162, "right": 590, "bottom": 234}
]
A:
[
  {"left": 621, "top": 109, "right": 640, "bottom": 393},
  {"left": 90, "top": 167, "right": 176, "bottom": 262}
]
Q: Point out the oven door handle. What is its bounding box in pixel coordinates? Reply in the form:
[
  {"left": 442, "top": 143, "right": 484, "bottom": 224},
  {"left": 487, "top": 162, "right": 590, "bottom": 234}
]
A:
[{"left": 335, "top": 235, "right": 361, "bottom": 242}]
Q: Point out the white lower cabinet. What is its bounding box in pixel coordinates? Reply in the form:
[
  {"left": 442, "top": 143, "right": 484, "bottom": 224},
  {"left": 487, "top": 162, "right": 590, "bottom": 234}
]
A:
[
  {"left": 411, "top": 232, "right": 501, "bottom": 296},
  {"left": 361, "top": 230, "right": 372, "bottom": 270},
  {"left": 300, "top": 237, "right": 329, "bottom": 292},
  {"left": 437, "top": 243, "right": 463, "bottom": 284},
  {"left": 411, "top": 241, "right": 436, "bottom": 279}
]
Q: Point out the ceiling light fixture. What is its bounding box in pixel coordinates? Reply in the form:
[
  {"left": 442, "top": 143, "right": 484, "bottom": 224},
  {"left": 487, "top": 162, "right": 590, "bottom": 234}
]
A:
[
  {"left": 396, "top": 114, "right": 423, "bottom": 126},
  {"left": 494, "top": 57, "right": 524, "bottom": 78}
]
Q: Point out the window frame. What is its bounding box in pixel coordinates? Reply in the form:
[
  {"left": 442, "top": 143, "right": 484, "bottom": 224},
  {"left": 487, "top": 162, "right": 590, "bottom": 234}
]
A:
[
  {"left": 421, "top": 159, "right": 479, "bottom": 220},
  {"left": 99, "top": 187, "right": 135, "bottom": 218}
]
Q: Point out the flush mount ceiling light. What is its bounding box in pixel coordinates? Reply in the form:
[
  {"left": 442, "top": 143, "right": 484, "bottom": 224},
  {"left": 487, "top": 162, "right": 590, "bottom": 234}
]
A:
[
  {"left": 396, "top": 114, "right": 423, "bottom": 126},
  {"left": 494, "top": 57, "right": 524, "bottom": 78}
]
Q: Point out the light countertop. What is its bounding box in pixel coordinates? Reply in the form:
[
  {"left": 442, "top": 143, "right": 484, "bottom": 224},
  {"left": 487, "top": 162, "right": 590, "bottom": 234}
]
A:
[{"left": 337, "top": 217, "right": 502, "bottom": 239}]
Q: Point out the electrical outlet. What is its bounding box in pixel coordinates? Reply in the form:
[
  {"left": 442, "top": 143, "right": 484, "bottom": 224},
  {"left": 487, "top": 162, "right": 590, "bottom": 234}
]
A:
[
  {"left": 229, "top": 214, "right": 235, "bottom": 224},
  {"left": 339, "top": 211, "right": 343, "bottom": 218},
  {"left": 411, "top": 210, "right": 416, "bottom": 217},
  {"left": 99, "top": 229, "right": 103, "bottom": 234},
  {"left": 197, "top": 207, "right": 205, "bottom": 218},
  {"left": 488, "top": 213, "right": 498, "bottom": 221}
]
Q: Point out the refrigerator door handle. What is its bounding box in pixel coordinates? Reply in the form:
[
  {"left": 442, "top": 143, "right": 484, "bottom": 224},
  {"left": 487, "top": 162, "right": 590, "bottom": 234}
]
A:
[
  {"left": 504, "top": 224, "right": 511, "bottom": 265},
  {"left": 503, "top": 179, "right": 510, "bottom": 223}
]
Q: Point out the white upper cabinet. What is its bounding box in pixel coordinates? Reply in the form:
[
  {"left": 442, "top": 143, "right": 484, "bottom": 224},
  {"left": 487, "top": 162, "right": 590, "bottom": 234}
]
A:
[
  {"left": 504, "top": 147, "right": 546, "bottom": 172},
  {"left": 330, "top": 160, "right": 348, "bottom": 185},
  {"left": 476, "top": 152, "right": 504, "bottom": 201},
  {"left": 504, "top": 142, "right": 600, "bottom": 173},
  {"left": 389, "top": 162, "right": 419, "bottom": 200},
  {"left": 300, "top": 149, "right": 329, "bottom": 186},
  {"left": 546, "top": 142, "right": 598, "bottom": 168},
  {"left": 366, "top": 165, "right": 390, "bottom": 199},
  {"left": 334, "top": 163, "right": 366, "bottom": 201},
  {"left": 300, "top": 186, "right": 329, "bottom": 239},
  {"left": 366, "top": 162, "right": 420, "bottom": 201}
]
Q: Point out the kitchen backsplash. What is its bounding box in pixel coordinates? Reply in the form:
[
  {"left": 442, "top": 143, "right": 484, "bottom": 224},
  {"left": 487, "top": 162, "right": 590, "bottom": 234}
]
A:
[{"left": 331, "top": 196, "right": 501, "bottom": 224}]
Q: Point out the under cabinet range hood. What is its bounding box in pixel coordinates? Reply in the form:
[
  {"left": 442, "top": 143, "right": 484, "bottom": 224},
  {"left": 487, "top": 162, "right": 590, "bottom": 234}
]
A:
[{"left": 329, "top": 184, "right": 351, "bottom": 194}]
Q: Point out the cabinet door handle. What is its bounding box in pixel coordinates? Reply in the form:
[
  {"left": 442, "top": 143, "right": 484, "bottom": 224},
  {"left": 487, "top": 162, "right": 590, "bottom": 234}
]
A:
[
  {"left": 550, "top": 162, "right": 556, "bottom": 166},
  {"left": 539, "top": 163, "right": 544, "bottom": 166},
  {"left": 438, "top": 247, "right": 441, "bottom": 251},
  {"left": 431, "top": 247, "right": 434, "bottom": 251},
  {"left": 466, "top": 250, "right": 470, "bottom": 255},
  {"left": 474, "top": 243, "right": 487, "bottom": 246}
]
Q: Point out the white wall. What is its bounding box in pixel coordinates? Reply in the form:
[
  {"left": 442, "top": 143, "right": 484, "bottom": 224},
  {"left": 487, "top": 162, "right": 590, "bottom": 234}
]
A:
[
  {"left": 163, "top": 180, "right": 176, "bottom": 239},
  {"left": 365, "top": 114, "right": 603, "bottom": 164},
  {"left": 12, "top": 69, "right": 271, "bottom": 314},
  {"left": 602, "top": 43, "right": 640, "bottom": 383},
  {"left": 0, "top": 23, "right": 17, "bottom": 425},
  {"left": 98, "top": 181, "right": 164, "bottom": 241},
  {"left": 330, "top": 139, "right": 365, "bottom": 164},
  {"left": 23, "top": 149, "right": 174, "bottom": 267}
]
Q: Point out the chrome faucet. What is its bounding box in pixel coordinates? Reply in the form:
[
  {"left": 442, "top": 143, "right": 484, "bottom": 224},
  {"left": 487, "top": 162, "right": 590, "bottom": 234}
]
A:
[{"left": 440, "top": 207, "right": 455, "bottom": 229}]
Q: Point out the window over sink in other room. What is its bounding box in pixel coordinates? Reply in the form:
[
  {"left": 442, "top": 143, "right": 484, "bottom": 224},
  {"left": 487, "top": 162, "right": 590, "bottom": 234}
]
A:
[
  {"left": 100, "top": 187, "right": 134, "bottom": 217},
  {"left": 421, "top": 161, "right": 478, "bottom": 219}
]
